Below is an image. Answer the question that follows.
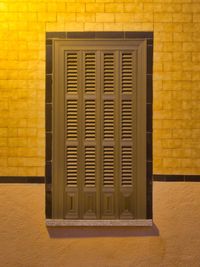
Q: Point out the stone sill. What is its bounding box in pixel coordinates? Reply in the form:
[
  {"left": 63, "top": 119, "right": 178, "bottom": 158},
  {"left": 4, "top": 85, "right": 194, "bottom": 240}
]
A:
[{"left": 46, "top": 219, "right": 153, "bottom": 227}]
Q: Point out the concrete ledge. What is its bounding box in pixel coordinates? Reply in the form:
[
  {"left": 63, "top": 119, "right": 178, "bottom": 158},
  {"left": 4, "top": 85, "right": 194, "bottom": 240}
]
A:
[{"left": 46, "top": 219, "right": 153, "bottom": 227}]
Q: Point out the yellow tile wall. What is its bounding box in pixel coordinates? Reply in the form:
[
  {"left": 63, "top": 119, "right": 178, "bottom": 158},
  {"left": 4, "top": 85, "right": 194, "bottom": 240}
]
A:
[{"left": 0, "top": 0, "right": 199, "bottom": 176}]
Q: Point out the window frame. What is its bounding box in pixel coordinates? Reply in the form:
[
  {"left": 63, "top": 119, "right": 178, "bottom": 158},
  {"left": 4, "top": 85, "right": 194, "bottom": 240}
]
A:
[{"left": 45, "top": 32, "right": 153, "bottom": 226}]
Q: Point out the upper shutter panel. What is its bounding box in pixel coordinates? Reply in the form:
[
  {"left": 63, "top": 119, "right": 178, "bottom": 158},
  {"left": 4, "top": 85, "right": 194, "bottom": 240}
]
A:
[
  {"left": 121, "top": 53, "right": 134, "bottom": 94},
  {"left": 66, "top": 53, "right": 78, "bottom": 94},
  {"left": 85, "top": 53, "right": 96, "bottom": 94},
  {"left": 103, "top": 53, "right": 114, "bottom": 94}
]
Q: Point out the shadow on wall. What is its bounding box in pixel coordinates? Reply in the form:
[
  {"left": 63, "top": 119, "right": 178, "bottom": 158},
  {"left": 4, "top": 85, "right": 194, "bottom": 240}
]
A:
[{"left": 46, "top": 223, "right": 159, "bottom": 238}]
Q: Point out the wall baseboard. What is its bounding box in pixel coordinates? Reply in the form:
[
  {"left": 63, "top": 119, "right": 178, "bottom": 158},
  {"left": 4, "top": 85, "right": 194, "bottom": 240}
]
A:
[
  {"left": 0, "top": 176, "right": 45, "bottom": 183},
  {"left": 153, "top": 175, "right": 200, "bottom": 182},
  {"left": 0, "top": 175, "right": 200, "bottom": 184}
]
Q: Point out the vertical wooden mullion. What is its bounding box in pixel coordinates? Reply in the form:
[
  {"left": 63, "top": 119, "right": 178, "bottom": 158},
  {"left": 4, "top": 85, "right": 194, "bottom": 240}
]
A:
[
  {"left": 96, "top": 51, "right": 101, "bottom": 219},
  {"left": 119, "top": 50, "right": 123, "bottom": 218},
  {"left": 81, "top": 51, "right": 85, "bottom": 219},
  {"left": 115, "top": 51, "right": 120, "bottom": 219},
  {"left": 77, "top": 50, "right": 83, "bottom": 219},
  {"left": 132, "top": 50, "right": 137, "bottom": 217},
  {"left": 100, "top": 51, "right": 103, "bottom": 218}
]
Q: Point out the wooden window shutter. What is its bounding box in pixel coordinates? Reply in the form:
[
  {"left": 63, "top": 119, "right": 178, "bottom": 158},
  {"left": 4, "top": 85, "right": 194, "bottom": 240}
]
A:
[{"left": 53, "top": 39, "right": 147, "bottom": 222}]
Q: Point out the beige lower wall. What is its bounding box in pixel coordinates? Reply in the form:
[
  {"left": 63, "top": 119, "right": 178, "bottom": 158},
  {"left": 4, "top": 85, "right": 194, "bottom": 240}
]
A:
[{"left": 0, "top": 183, "right": 200, "bottom": 267}]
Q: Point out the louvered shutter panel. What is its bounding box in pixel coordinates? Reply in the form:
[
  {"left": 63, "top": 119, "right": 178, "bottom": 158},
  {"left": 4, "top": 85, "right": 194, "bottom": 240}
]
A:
[
  {"left": 65, "top": 51, "right": 81, "bottom": 218},
  {"left": 101, "top": 51, "right": 117, "bottom": 218},
  {"left": 82, "top": 51, "right": 99, "bottom": 219},
  {"left": 100, "top": 51, "right": 137, "bottom": 219},
  {"left": 119, "top": 51, "right": 136, "bottom": 219},
  {"left": 64, "top": 51, "right": 99, "bottom": 219},
  {"left": 62, "top": 44, "right": 139, "bottom": 220}
]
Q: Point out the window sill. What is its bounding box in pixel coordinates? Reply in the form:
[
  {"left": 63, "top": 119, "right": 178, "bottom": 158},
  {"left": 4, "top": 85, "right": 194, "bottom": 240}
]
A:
[{"left": 46, "top": 219, "right": 153, "bottom": 227}]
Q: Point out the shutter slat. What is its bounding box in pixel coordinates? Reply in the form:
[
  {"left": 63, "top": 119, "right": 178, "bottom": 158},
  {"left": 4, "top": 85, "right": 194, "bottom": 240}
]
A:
[
  {"left": 122, "top": 53, "right": 134, "bottom": 94},
  {"left": 104, "top": 100, "right": 114, "bottom": 140},
  {"left": 121, "top": 146, "right": 132, "bottom": 186},
  {"left": 66, "top": 146, "right": 78, "bottom": 186},
  {"left": 66, "top": 99, "right": 78, "bottom": 140},
  {"left": 122, "top": 99, "right": 132, "bottom": 140},
  {"left": 85, "top": 99, "right": 96, "bottom": 140},
  {"left": 104, "top": 53, "right": 114, "bottom": 94},
  {"left": 103, "top": 146, "right": 114, "bottom": 187},
  {"left": 85, "top": 146, "right": 96, "bottom": 187},
  {"left": 66, "top": 53, "right": 78, "bottom": 94},
  {"left": 85, "top": 53, "right": 96, "bottom": 94}
]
